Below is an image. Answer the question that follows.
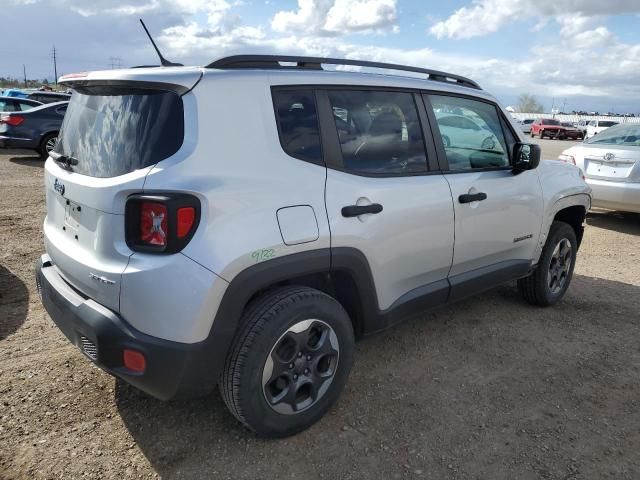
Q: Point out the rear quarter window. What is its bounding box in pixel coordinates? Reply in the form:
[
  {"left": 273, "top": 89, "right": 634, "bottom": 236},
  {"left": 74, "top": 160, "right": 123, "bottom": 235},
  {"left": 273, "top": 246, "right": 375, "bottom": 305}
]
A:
[{"left": 272, "top": 89, "right": 322, "bottom": 164}]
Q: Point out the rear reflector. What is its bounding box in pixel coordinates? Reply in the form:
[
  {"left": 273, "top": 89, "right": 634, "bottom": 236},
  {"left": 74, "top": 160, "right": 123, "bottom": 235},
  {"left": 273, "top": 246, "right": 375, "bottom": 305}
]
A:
[
  {"left": 140, "top": 202, "right": 168, "bottom": 246},
  {"left": 177, "top": 207, "right": 196, "bottom": 238},
  {"left": 123, "top": 349, "right": 146, "bottom": 373},
  {"left": 0, "top": 114, "right": 24, "bottom": 126}
]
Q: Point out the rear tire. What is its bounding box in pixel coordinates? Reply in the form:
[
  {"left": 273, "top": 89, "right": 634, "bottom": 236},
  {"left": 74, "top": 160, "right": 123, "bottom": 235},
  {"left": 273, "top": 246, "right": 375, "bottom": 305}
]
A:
[
  {"left": 220, "top": 286, "right": 355, "bottom": 437},
  {"left": 39, "top": 133, "right": 58, "bottom": 158},
  {"left": 518, "top": 221, "right": 577, "bottom": 306}
]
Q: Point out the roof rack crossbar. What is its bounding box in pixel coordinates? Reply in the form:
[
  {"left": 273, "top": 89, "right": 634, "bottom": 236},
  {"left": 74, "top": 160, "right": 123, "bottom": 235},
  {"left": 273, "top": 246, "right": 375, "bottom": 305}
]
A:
[{"left": 206, "top": 55, "right": 481, "bottom": 90}]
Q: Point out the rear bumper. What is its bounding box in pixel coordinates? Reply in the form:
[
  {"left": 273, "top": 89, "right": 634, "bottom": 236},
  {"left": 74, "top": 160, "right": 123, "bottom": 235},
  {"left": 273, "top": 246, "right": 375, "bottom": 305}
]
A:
[
  {"left": 35, "top": 254, "right": 217, "bottom": 400},
  {"left": 587, "top": 178, "right": 640, "bottom": 213},
  {"left": 0, "top": 135, "right": 37, "bottom": 150}
]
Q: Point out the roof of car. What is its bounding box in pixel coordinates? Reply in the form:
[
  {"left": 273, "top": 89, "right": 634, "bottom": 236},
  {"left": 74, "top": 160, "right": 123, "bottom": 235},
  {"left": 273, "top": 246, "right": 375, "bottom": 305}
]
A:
[{"left": 59, "top": 60, "right": 499, "bottom": 104}]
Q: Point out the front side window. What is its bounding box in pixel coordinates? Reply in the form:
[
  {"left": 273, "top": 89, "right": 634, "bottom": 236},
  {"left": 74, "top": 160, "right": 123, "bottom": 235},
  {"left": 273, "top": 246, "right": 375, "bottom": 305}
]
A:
[
  {"left": 429, "top": 95, "right": 510, "bottom": 170},
  {"left": 273, "top": 89, "right": 322, "bottom": 164},
  {"left": 327, "top": 90, "right": 427, "bottom": 174}
]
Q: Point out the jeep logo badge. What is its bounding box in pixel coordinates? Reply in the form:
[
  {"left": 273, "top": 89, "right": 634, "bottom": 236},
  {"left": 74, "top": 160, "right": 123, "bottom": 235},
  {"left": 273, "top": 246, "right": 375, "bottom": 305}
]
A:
[{"left": 53, "top": 178, "right": 65, "bottom": 196}]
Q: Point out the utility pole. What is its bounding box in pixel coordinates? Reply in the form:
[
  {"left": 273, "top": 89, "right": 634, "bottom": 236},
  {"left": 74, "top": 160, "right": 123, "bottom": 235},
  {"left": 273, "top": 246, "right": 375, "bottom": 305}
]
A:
[
  {"left": 23, "top": 64, "right": 27, "bottom": 88},
  {"left": 52, "top": 45, "right": 58, "bottom": 85}
]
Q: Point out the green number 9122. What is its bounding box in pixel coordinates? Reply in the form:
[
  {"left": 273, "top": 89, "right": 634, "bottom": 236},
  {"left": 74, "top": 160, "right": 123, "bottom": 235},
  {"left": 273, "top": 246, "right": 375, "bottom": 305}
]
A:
[{"left": 251, "top": 249, "right": 276, "bottom": 263}]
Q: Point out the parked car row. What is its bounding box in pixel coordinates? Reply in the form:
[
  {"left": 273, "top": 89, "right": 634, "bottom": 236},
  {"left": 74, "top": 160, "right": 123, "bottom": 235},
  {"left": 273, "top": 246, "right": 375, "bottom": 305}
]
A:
[
  {"left": 0, "top": 101, "right": 67, "bottom": 156},
  {"left": 2, "top": 88, "right": 71, "bottom": 104}
]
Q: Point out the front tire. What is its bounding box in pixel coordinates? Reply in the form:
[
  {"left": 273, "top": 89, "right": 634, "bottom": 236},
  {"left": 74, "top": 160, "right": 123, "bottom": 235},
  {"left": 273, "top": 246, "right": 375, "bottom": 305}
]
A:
[
  {"left": 518, "top": 221, "right": 577, "bottom": 306},
  {"left": 220, "top": 286, "right": 355, "bottom": 437}
]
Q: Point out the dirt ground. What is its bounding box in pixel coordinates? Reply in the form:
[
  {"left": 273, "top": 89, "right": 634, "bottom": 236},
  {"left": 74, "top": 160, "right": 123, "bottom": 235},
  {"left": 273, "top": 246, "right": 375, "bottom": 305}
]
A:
[{"left": 1, "top": 140, "right": 639, "bottom": 480}]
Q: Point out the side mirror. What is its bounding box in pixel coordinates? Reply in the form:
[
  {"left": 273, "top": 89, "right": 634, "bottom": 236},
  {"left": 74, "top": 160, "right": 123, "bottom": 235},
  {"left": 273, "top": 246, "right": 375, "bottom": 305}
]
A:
[{"left": 513, "top": 142, "right": 541, "bottom": 171}]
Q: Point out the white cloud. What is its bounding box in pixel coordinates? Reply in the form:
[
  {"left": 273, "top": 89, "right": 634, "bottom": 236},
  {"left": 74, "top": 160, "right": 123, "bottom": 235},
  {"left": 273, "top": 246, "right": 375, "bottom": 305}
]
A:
[
  {"left": 272, "top": 0, "right": 397, "bottom": 36},
  {"left": 429, "top": 0, "right": 640, "bottom": 39}
]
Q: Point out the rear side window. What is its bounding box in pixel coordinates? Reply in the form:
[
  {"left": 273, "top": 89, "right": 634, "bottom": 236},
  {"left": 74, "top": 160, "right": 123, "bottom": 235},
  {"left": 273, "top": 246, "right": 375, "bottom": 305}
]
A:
[
  {"left": 273, "top": 89, "right": 322, "bottom": 164},
  {"left": 327, "top": 90, "right": 427, "bottom": 175},
  {"left": 429, "top": 95, "right": 510, "bottom": 171},
  {"left": 55, "top": 87, "right": 183, "bottom": 178}
]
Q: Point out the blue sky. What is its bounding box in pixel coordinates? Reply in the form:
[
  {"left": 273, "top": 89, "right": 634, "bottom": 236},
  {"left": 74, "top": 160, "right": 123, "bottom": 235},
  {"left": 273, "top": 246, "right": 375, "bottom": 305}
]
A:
[{"left": 3, "top": 0, "right": 640, "bottom": 113}]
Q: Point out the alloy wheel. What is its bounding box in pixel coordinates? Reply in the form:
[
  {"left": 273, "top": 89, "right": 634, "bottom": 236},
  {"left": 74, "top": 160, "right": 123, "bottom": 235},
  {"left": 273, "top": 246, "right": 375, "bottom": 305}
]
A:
[
  {"left": 547, "top": 237, "right": 572, "bottom": 295},
  {"left": 45, "top": 136, "right": 58, "bottom": 153},
  {"left": 262, "top": 319, "right": 339, "bottom": 415}
]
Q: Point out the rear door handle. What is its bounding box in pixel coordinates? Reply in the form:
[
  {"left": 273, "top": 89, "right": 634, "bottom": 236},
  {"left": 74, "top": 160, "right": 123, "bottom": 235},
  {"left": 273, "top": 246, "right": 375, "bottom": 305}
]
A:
[
  {"left": 341, "top": 203, "right": 383, "bottom": 217},
  {"left": 458, "top": 193, "right": 487, "bottom": 204}
]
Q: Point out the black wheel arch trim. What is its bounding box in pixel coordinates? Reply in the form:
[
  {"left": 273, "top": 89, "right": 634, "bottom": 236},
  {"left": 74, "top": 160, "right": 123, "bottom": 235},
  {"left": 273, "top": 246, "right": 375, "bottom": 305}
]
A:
[{"left": 205, "top": 248, "right": 534, "bottom": 383}]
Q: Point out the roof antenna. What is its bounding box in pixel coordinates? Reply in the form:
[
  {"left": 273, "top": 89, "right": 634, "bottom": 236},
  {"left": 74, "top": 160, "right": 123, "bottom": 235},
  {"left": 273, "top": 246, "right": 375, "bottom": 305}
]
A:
[{"left": 139, "top": 19, "right": 183, "bottom": 67}]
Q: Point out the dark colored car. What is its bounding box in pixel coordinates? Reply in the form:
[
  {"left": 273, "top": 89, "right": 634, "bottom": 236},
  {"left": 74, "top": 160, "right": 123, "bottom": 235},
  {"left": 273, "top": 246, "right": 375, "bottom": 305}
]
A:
[
  {"left": 0, "top": 101, "right": 68, "bottom": 156},
  {"left": 560, "top": 122, "right": 584, "bottom": 140},
  {"left": 0, "top": 97, "right": 43, "bottom": 112},
  {"left": 27, "top": 91, "right": 71, "bottom": 104}
]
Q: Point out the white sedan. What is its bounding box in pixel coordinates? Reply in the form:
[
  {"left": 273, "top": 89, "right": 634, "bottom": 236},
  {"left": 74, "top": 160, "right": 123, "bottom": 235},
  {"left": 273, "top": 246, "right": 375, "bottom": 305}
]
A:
[
  {"left": 434, "top": 113, "right": 501, "bottom": 150},
  {"left": 585, "top": 120, "right": 618, "bottom": 139},
  {"left": 558, "top": 123, "right": 640, "bottom": 213}
]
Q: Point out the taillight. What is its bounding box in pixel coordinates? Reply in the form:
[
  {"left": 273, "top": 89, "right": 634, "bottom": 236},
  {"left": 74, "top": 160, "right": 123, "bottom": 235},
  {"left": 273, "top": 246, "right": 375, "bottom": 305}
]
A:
[
  {"left": 140, "top": 202, "right": 168, "bottom": 246},
  {"left": 125, "top": 194, "right": 200, "bottom": 254},
  {"left": 0, "top": 114, "right": 24, "bottom": 126},
  {"left": 558, "top": 154, "right": 576, "bottom": 165},
  {"left": 177, "top": 207, "right": 196, "bottom": 238}
]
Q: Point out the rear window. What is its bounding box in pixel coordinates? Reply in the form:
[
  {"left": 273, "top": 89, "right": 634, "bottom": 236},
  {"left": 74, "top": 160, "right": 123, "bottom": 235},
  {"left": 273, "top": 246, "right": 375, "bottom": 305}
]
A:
[
  {"left": 599, "top": 121, "right": 618, "bottom": 127},
  {"left": 54, "top": 87, "right": 184, "bottom": 178}
]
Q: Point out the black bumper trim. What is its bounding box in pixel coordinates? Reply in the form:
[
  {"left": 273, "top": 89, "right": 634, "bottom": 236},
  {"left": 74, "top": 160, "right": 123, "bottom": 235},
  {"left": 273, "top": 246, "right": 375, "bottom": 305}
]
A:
[{"left": 35, "top": 255, "right": 215, "bottom": 400}]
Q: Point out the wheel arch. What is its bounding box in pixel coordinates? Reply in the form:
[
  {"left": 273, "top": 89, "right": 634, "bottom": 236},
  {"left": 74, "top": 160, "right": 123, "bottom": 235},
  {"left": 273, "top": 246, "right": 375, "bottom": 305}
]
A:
[
  {"left": 204, "top": 248, "right": 376, "bottom": 380},
  {"left": 533, "top": 193, "right": 590, "bottom": 264}
]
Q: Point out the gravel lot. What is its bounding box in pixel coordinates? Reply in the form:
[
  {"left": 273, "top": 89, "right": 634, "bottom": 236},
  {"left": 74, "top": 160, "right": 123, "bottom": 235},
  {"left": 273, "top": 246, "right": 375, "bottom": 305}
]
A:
[{"left": 1, "top": 139, "right": 639, "bottom": 479}]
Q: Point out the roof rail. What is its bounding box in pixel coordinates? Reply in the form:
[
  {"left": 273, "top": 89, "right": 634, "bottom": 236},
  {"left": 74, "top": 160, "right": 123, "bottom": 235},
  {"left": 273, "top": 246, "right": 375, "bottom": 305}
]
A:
[{"left": 206, "top": 55, "right": 481, "bottom": 90}]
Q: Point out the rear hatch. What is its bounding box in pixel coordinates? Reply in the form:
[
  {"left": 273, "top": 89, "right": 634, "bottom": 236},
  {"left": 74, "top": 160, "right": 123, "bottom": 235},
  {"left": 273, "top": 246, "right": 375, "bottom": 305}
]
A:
[{"left": 44, "top": 68, "right": 201, "bottom": 312}]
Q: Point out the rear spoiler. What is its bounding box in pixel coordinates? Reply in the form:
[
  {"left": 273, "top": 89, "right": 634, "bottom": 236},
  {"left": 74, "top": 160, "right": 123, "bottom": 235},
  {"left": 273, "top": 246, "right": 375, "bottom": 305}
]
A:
[{"left": 59, "top": 68, "right": 203, "bottom": 96}]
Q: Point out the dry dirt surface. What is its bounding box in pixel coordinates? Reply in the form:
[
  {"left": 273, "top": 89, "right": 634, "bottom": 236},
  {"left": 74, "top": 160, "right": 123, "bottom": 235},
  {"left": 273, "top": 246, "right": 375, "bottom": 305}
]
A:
[{"left": 1, "top": 150, "right": 639, "bottom": 480}]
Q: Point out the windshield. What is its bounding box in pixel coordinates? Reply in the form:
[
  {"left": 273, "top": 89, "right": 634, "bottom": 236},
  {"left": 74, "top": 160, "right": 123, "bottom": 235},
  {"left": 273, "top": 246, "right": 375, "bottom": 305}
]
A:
[
  {"left": 598, "top": 121, "right": 618, "bottom": 127},
  {"left": 55, "top": 86, "right": 184, "bottom": 178},
  {"left": 542, "top": 119, "right": 560, "bottom": 125},
  {"left": 585, "top": 124, "right": 640, "bottom": 146}
]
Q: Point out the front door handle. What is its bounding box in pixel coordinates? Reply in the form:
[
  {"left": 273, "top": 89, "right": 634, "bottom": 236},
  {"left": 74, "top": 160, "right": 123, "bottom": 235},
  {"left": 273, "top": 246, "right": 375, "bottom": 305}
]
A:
[
  {"left": 341, "top": 203, "right": 383, "bottom": 217},
  {"left": 458, "top": 192, "right": 487, "bottom": 204}
]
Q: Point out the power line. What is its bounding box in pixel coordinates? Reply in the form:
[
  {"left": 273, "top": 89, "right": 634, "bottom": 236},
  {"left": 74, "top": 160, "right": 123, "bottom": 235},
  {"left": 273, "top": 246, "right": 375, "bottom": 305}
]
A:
[{"left": 109, "top": 56, "right": 123, "bottom": 69}]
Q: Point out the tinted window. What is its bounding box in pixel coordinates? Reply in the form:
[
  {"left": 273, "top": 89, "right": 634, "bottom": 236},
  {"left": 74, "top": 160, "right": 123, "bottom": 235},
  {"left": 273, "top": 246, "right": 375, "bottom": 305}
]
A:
[
  {"left": 54, "top": 87, "right": 183, "bottom": 178},
  {"left": 273, "top": 89, "right": 322, "bottom": 164},
  {"left": 18, "top": 101, "right": 36, "bottom": 111},
  {"left": 0, "top": 100, "right": 17, "bottom": 112},
  {"left": 328, "top": 90, "right": 427, "bottom": 174},
  {"left": 586, "top": 124, "right": 640, "bottom": 146},
  {"left": 542, "top": 119, "right": 560, "bottom": 125},
  {"left": 429, "top": 95, "right": 509, "bottom": 170},
  {"left": 599, "top": 121, "right": 618, "bottom": 127}
]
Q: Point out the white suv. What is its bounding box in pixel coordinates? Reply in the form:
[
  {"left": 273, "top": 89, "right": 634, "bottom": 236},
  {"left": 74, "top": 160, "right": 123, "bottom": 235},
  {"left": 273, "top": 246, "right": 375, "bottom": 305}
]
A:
[{"left": 35, "top": 55, "right": 591, "bottom": 437}]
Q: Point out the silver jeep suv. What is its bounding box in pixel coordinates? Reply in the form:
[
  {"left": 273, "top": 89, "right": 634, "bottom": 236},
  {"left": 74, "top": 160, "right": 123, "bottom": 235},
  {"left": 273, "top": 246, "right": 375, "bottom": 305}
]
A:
[{"left": 35, "top": 55, "right": 591, "bottom": 437}]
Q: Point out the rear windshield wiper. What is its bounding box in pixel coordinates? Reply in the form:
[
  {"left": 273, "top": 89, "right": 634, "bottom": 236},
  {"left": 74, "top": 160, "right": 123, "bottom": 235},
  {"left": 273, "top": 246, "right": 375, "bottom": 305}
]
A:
[{"left": 49, "top": 151, "right": 79, "bottom": 170}]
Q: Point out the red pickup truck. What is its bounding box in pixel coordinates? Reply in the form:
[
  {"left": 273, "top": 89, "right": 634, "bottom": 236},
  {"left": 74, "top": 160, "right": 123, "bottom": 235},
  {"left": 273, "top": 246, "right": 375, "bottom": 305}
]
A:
[{"left": 530, "top": 118, "right": 583, "bottom": 140}]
